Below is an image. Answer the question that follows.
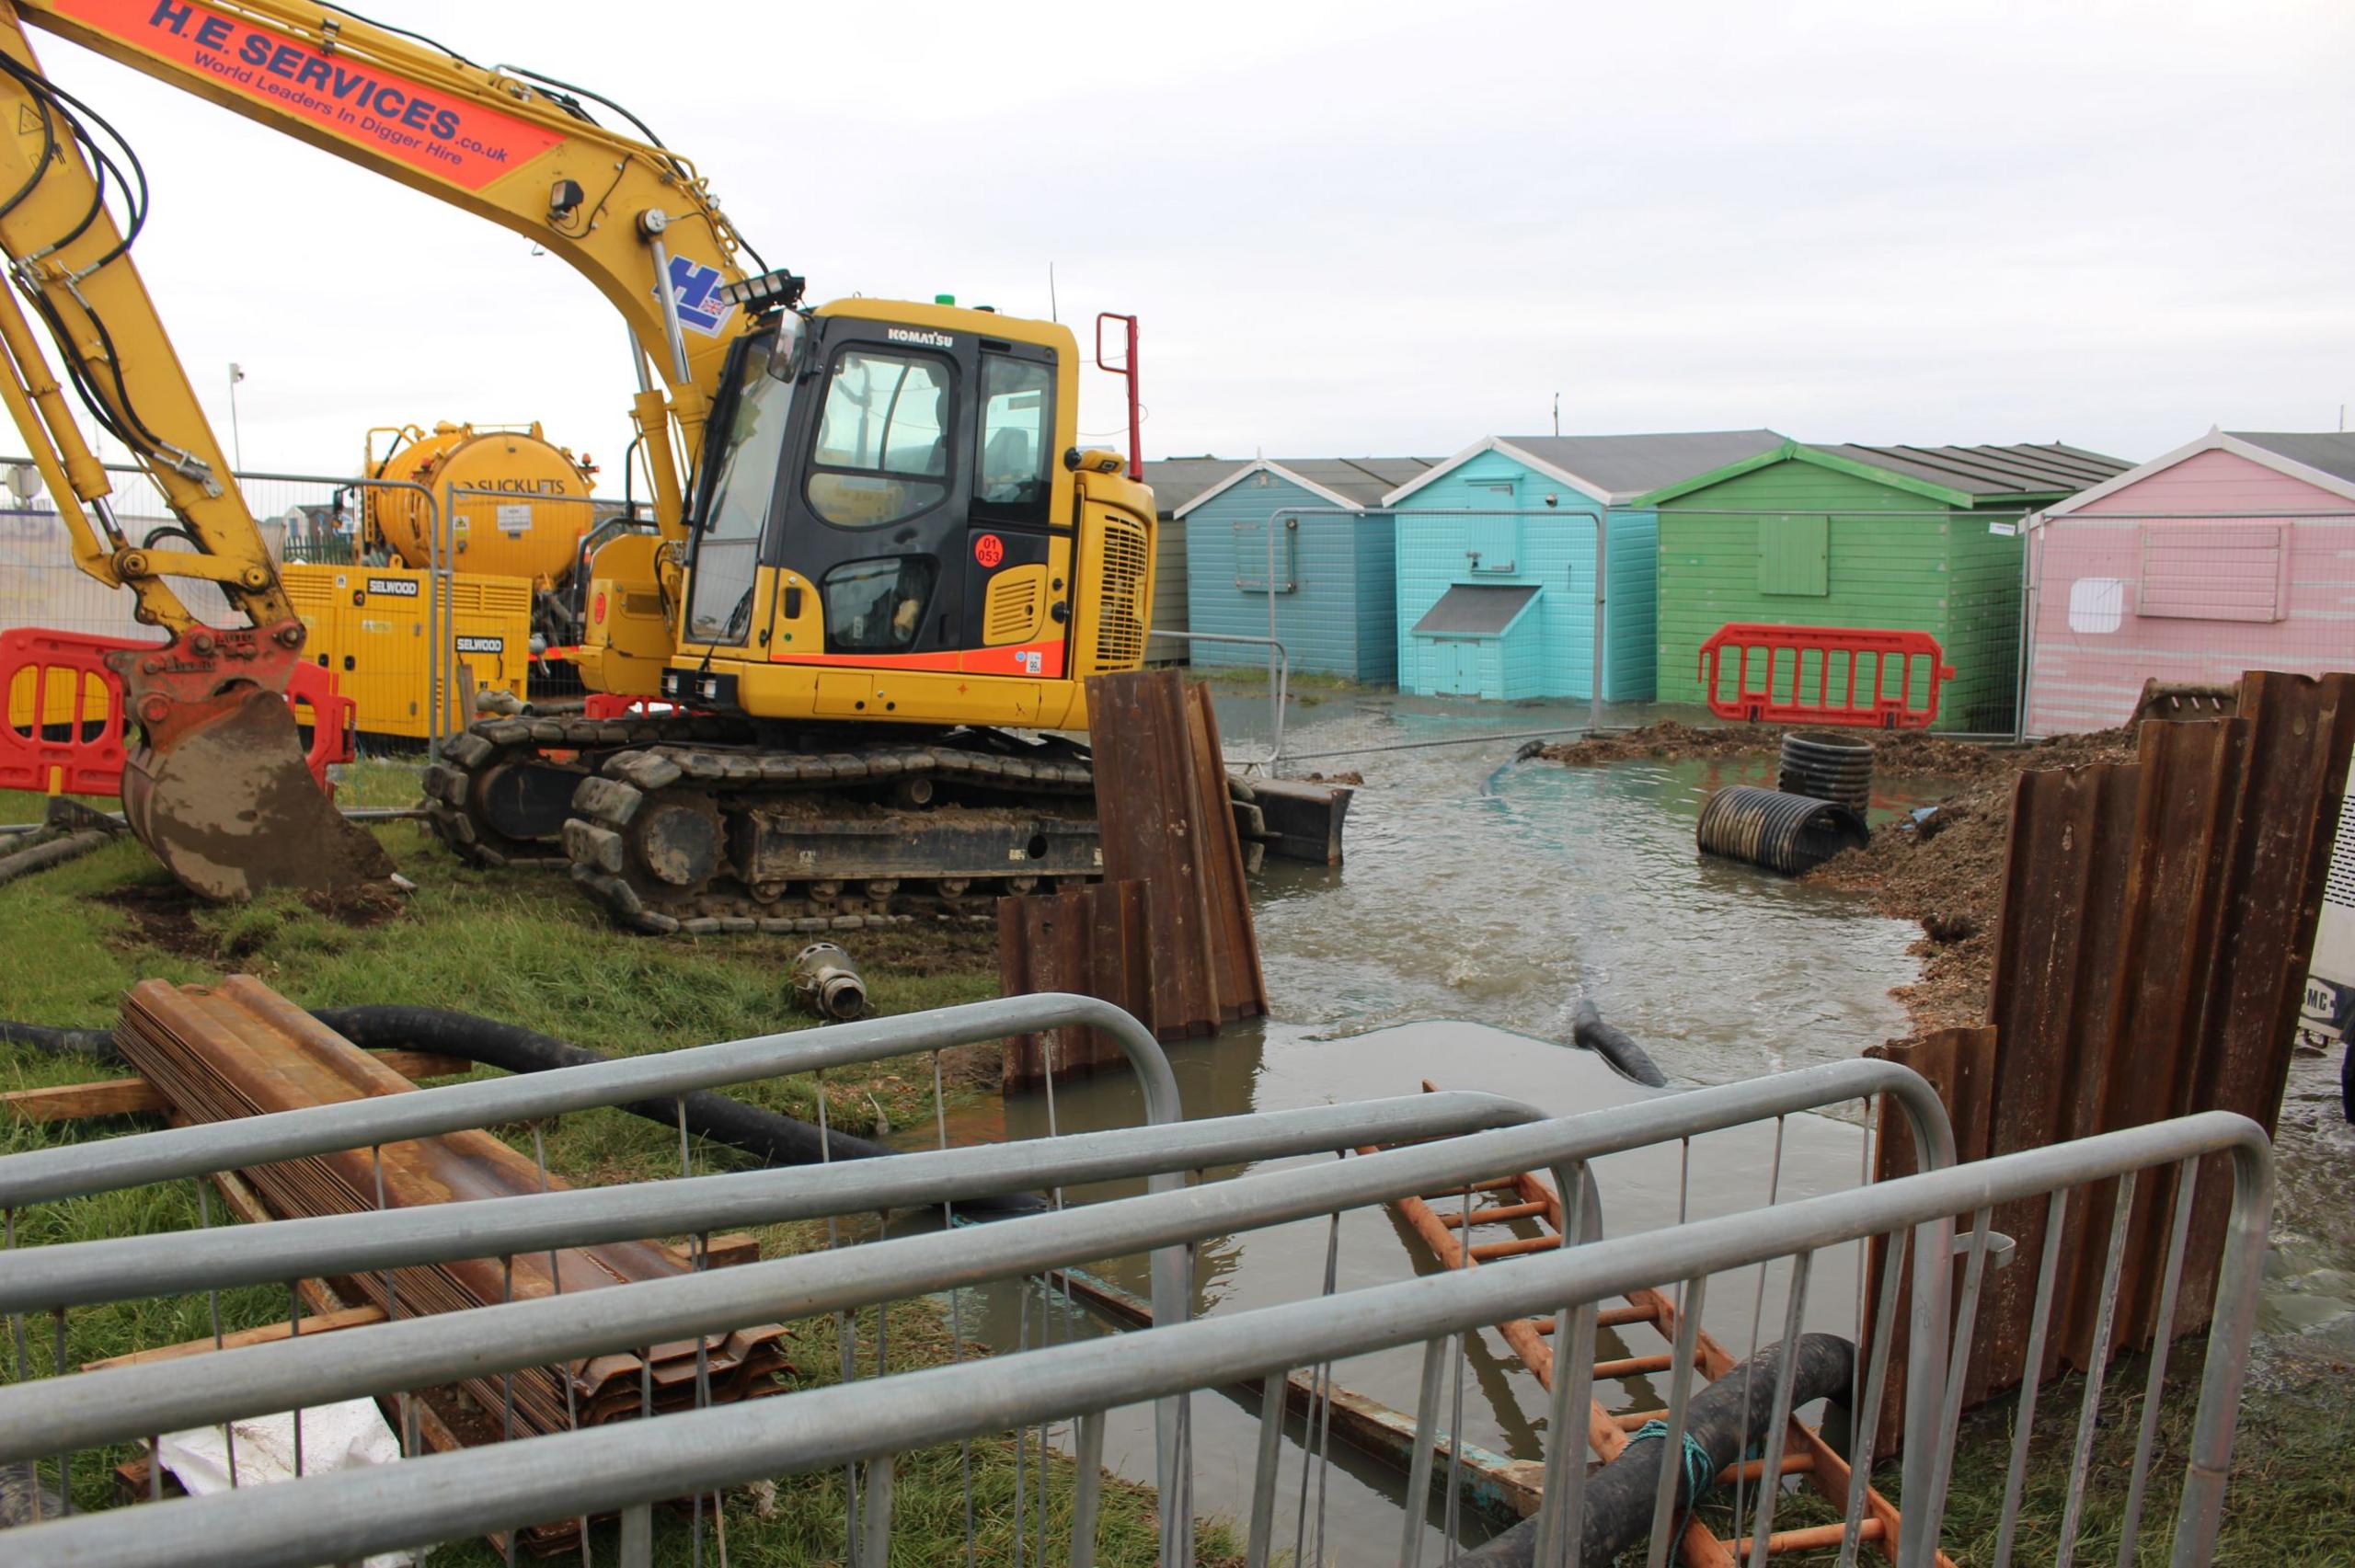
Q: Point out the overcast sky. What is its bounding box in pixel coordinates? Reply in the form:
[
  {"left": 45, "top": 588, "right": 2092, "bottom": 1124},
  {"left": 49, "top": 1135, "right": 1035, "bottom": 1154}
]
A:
[{"left": 36, "top": 0, "right": 2355, "bottom": 488}]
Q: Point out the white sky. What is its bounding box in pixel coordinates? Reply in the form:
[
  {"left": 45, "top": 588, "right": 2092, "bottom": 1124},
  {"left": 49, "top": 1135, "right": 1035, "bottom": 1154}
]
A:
[{"left": 31, "top": 0, "right": 2355, "bottom": 487}]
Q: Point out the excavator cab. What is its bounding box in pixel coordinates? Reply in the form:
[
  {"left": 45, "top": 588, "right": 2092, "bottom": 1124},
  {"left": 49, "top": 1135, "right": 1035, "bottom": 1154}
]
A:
[{"left": 582, "top": 298, "right": 1155, "bottom": 735}]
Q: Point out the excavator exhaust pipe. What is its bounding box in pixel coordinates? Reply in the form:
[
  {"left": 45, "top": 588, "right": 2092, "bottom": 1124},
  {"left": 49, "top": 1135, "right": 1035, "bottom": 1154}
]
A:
[{"left": 109, "top": 627, "right": 396, "bottom": 903}]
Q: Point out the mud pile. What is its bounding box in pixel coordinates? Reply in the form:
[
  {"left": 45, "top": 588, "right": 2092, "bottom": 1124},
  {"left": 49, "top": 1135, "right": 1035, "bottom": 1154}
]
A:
[{"left": 1804, "top": 729, "right": 2137, "bottom": 1037}]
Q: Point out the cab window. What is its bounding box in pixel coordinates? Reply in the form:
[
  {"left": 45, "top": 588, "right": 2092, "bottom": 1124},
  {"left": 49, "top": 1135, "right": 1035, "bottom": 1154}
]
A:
[
  {"left": 974, "top": 354, "right": 1054, "bottom": 523},
  {"left": 823, "top": 556, "right": 936, "bottom": 653},
  {"left": 686, "top": 341, "right": 791, "bottom": 644},
  {"left": 807, "top": 349, "right": 953, "bottom": 529}
]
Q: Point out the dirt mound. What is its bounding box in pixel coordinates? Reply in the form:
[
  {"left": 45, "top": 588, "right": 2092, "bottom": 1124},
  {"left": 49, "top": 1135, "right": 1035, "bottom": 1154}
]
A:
[
  {"left": 1542, "top": 721, "right": 1778, "bottom": 766},
  {"left": 1804, "top": 727, "right": 2139, "bottom": 1036},
  {"left": 1541, "top": 721, "right": 2021, "bottom": 779}
]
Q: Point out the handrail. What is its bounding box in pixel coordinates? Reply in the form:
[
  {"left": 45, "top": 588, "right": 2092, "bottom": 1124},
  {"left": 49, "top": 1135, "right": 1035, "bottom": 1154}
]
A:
[
  {"left": 0, "top": 1059, "right": 1953, "bottom": 1477},
  {"left": 1, "top": 1107, "right": 2262, "bottom": 1568},
  {"left": 0, "top": 992, "right": 1178, "bottom": 1210},
  {"left": 0, "top": 1091, "right": 1535, "bottom": 1315}
]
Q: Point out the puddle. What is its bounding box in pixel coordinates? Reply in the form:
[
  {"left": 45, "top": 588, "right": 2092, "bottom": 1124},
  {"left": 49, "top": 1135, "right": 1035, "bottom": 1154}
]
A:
[
  {"left": 921, "top": 693, "right": 1937, "bottom": 1557},
  {"left": 923, "top": 1020, "right": 1879, "bottom": 1561},
  {"left": 902, "top": 688, "right": 2349, "bottom": 1553}
]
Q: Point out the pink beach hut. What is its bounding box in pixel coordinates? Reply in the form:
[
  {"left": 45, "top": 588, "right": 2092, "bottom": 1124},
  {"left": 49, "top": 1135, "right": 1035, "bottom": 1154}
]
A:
[{"left": 2022, "top": 429, "right": 2355, "bottom": 736}]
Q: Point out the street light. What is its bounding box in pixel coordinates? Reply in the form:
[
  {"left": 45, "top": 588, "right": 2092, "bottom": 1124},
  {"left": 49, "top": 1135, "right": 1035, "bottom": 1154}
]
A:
[{"left": 227, "top": 362, "right": 245, "bottom": 471}]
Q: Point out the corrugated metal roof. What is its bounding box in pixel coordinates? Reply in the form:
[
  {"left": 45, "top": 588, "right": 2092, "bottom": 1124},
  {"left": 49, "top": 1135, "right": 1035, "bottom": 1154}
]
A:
[
  {"left": 1820, "top": 442, "right": 2129, "bottom": 499},
  {"left": 1410, "top": 583, "right": 1540, "bottom": 636},
  {"left": 2227, "top": 431, "right": 2355, "bottom": 486},
  {"left": 1269, "top": 456, "right": 1440, "bottom": 508},
  {"left": 1498, "top": 429, "right": 1787, "bottom": 500},
  {"left": 1137, "top": 456, "right": 1249, "bottom": 518}
]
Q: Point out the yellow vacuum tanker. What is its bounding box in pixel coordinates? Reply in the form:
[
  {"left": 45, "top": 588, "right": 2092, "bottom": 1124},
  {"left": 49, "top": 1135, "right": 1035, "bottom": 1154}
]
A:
[
  {"left": 362, "top": 421, "right": 597, "bottom": 589},
  {"left": 279, "top": 421, "right": 603, "bottom": 740}
]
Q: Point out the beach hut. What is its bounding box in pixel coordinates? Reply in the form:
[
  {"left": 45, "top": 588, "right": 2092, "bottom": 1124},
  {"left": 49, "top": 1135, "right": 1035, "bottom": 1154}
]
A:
[
  {"left": 1136, "top": 456, "right": 1246, "bottom": 662},
  {"left": 1178, "top": 457, "right": 1437, "bottom": 681},
  {"left": 1384, "top": 430, "right": 1785, "bottom": 702},
  {"left": 1636, "top": 441, "right": 2128, "bottom": 731},
  {"left": 2022, "top": 429, "right": 2355, "bottom": 736}
]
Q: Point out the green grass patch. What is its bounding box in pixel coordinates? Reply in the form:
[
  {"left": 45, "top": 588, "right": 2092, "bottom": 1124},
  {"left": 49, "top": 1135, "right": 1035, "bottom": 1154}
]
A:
[{"left": 0, "top": 792, "right": 1246, "bottom": 1562}]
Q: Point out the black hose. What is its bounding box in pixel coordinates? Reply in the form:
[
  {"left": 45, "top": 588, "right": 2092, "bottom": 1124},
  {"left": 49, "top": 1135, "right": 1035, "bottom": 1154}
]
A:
[
  {"left": 1452, "top": 1333, "right": 1855, "bottom": 1565},
  {"left": 309, "top": 1005, "right": 895, "bottom": 1165},
  {"left": 0, "top": 1022, "right": 118, "bottom": 1059},
  {"left": 1571, "top": 1000, "right": 1669, "bottom": 1089}
]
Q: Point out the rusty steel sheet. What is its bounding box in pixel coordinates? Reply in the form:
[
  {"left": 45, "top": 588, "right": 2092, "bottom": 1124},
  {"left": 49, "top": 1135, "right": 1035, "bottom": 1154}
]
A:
[
  {"left": 996, "top": 879, "right": 1154, "bottom": 1087},
  {"left": 1863, "top": 1026, "right": 1998, "bottom": 1454},
  {"left": 1085, "top": 670, "right": 1266, "bottom": 1040},
  {"left": 1186, "top": 681, "right": 1269, "bottom": 1023},
  {"left": 112, "top": 977, "right": 791, "bottom": 1453},
  {"left": 1865, "top": 670, "right": 2352, "bottom": 1439}
]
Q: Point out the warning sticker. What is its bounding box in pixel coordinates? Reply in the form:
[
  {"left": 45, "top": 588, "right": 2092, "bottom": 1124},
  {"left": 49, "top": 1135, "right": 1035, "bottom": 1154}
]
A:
[{"left": 54, "top": 0, "right": 564, "bottom": 192}]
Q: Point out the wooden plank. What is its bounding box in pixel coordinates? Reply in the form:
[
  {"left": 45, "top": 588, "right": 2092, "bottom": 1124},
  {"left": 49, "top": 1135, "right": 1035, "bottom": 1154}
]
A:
[
  {"left": 2, "top": 1051, "right": 477, "bottom": 1124},
  {"left": 82, "top": 1304, "right": 389, "bottom": 1372}
]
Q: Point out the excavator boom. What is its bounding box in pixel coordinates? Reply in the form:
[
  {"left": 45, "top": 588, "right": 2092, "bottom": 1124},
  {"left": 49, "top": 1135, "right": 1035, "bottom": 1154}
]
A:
[{"left": 0, "top": 0, "right": 770, "bottom": 899}]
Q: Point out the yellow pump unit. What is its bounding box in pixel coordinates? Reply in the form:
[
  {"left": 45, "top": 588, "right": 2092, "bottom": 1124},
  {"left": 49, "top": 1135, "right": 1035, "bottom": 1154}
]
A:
[
  {"left": 278, "top": 420, "right": 590, "bottom": 740},
  {"left": 362, "top": 421, "right": 598, "bottom": 587}
]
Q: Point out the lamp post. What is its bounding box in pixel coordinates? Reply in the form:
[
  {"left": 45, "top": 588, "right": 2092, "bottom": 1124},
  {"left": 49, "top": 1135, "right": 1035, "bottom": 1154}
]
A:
[{"left": 227, "top": 362, "right": 245, "bottom": 471}]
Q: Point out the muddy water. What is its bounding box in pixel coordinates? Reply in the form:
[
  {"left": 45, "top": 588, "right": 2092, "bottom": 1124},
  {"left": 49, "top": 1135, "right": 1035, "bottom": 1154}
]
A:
[{"left": 924, "top": 693, "right": 1947, "bottom": 1558}]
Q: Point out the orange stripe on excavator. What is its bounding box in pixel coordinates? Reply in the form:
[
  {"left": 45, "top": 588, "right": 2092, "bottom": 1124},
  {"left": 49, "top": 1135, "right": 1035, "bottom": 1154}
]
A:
[{"left": 767, "top": 640, "right": 1066, "bottom": 678}]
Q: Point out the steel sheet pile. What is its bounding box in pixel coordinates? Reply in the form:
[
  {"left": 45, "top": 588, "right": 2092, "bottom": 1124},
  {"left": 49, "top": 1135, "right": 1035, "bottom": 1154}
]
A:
[{"left": 114, "top": 976, "right": 792, "bottom": 1440}]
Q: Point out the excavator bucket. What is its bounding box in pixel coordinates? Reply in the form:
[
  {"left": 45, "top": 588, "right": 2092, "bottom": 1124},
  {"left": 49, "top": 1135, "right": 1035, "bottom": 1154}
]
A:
[{"left": 109, "top": 630, "right": 396, "bottom": 903}]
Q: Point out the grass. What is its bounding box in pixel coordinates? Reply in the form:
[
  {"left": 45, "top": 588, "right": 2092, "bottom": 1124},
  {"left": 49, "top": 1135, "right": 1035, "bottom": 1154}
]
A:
[{"left": 0, "top": 766, "right": 1236, "bottom": 1562}]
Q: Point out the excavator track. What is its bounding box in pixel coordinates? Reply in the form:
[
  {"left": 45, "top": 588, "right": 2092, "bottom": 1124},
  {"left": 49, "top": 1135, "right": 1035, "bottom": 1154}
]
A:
[{"left": 424, "top": 714, "right": 1103, "bottom": 934}]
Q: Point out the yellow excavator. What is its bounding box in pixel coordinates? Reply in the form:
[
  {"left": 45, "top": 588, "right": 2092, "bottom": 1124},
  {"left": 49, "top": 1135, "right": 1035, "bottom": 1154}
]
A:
[{"left": 0, "top": 1, "right": 1157, "bottom": 925}]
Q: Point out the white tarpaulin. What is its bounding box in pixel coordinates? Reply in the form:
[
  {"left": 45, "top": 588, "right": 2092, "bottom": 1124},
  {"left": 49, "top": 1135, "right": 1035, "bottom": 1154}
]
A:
[{"left": 157, "top": 1399, "right": 417, "bottom": 1568}]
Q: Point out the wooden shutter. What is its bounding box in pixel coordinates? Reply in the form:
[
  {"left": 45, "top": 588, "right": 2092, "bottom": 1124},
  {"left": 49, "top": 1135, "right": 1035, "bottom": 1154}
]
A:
[
  {"left": 2137, "top": 522, "right": 2286, "bottom": 622},
  {"left": 1757, "top": 514, "right": 1830, "bottom": 596}
]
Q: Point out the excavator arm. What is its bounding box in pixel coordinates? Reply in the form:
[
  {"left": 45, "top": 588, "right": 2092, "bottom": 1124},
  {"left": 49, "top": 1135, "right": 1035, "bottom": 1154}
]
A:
[{"left": 0, "top": 0, "right": 781, "bottom": 897}]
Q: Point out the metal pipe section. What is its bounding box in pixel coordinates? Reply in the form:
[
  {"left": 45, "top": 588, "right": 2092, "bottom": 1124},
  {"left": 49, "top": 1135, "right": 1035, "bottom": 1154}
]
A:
[
  {"left": 0, "top": 992, "right": 1181, "bottom": 1210},
  {"left": 3, "top": 1110, "right": 2266, "bottom": 1568},
  {"left": 1143, "top": 628, "right": 1291, "bottom": 766},
  {"left": 0, "top": 1092, "right": 1537, "bottom": 1315},
  {"left": 0, "top": 1059, "right": 1953, "bottom": 1472}
]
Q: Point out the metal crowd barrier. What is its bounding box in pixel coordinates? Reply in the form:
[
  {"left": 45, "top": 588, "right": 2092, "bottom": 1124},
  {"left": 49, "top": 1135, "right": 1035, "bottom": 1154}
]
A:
[
  {"left": 0, "top": 1054, "right": 1982, "bottom": 1567},
  {"left": 4, "top": 1105, "right": 2264, "bottom": 1568}
]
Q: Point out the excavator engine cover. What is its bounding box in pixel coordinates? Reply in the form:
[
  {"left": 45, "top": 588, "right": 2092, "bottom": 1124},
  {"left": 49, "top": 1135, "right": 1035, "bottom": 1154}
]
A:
[{"left": 109, "top": 624, "right": 396, "bottom": 901}]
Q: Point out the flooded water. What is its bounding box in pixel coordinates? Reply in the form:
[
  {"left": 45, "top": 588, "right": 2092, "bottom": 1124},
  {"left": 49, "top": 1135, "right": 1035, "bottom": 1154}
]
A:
[
  {"left": 925, "top": 691, "right": 1945, "bottom": 1557},
  {"left": 907, "top": 685, "right": 2350, "bottom": 1554}
]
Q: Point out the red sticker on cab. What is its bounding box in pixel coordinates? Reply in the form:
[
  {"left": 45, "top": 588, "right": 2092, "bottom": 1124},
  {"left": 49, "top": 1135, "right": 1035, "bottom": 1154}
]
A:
[{"left": 973, "top": 533, "right": 1005, "bottom": 568}]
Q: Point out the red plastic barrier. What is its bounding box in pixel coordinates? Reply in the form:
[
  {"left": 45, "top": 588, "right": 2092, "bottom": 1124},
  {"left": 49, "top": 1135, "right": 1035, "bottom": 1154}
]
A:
[
  {"left": 1697, "top": 623, "right": 1957, "bottom": 730},
  {"left": 0, "top": 627, "right": 352, "bottom": 797},
  {"left": 283, "top": 660, "right": 357, "bottom": 794},
  {"left": 0, "top": 627, "right": 142, "bottom": 795}
]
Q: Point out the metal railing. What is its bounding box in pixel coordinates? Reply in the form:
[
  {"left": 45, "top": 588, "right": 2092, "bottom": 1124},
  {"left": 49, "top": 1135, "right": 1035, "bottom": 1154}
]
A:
[
  {"left": 0, "top": 1053, "right": 1977, "bottom": 1567},
  {"left": 0, "top": 992, "right": 1191, "bottom": 1562},
  {"left": 1144, "top": 627, "right": 1291, "bottom": 766},
  {"left": 4, "top": 1103, "right": 2266, "bottom": 1568}
]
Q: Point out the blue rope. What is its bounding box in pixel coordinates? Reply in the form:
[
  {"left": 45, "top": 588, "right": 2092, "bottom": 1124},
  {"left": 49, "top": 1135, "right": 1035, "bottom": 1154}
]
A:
[{"left": 1629, "top": 1418, "right": 1717, "bottom": 1505}]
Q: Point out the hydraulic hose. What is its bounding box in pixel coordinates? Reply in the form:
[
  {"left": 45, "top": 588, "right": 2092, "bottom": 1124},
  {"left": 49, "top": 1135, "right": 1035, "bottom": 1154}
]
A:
[
  {"left": 1451, "top": 1333, "right": 1855, "bottom": 1565},
  {"left": 1571, "top": 1000, "right": 1670, "bottom": 1089},
  {"left": 309, "top": 1005, "right": 896, "bottom": 1166}
]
